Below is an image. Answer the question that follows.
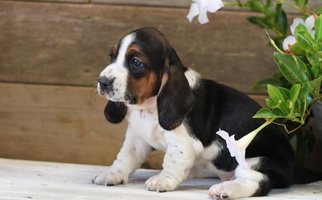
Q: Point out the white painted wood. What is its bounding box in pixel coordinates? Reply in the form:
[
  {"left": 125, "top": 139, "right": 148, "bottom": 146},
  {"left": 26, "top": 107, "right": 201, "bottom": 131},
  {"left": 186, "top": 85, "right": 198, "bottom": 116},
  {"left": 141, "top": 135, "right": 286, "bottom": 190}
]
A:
[{"left": 0, "top": 158, "right": 321, "bottom": 200}]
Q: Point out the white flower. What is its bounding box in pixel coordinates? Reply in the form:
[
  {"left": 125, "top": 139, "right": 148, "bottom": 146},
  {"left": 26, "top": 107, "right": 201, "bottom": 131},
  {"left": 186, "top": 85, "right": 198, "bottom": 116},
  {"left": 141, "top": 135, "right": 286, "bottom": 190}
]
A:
[
  {"left": 216, "top": 130, "right": 250, "bottom": 169},
  {"left": 216, "top": 120, "right": 271, "bottom": 169},
  {"left": 187, "top": 0, "right": 224, "bottom": 24},
  {"left": 283, "top": 15, "right": 316, "bottom": 50}
]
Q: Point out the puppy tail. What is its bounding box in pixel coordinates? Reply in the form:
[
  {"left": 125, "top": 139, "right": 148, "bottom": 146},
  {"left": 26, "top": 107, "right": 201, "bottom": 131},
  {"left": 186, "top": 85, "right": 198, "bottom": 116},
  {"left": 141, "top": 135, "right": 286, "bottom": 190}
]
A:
[{"left": 293, "top": 160, "right": 322, "bottom": 183}]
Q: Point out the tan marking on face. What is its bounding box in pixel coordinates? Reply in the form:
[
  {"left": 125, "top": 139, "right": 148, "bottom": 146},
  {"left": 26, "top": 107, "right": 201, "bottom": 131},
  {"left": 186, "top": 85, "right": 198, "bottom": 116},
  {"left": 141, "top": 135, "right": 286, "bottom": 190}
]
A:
[
  {"left": 128, "top": 71, "right": 159, "bottom": 104},
  {"left": 127, "top": 44, "right": 142, "bottom": 55},
  {"left": 123, "top": 30, "right": 172, "bottom": 105},
  {"left": 125, "top": 44, "right": 160, "bottom": 104}
]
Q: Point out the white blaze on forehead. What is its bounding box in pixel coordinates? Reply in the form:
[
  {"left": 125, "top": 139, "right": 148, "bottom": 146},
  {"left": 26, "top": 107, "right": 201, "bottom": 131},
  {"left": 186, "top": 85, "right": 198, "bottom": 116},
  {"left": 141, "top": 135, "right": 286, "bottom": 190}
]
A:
[
  {"left": 100, "top": 33, "right": 136, "bottom": 76},
  {"left": 115, "top": 33, "right": 136, "bottom": 65},
  {"left": 98, "top": 33, "right": 136, "bottom": 101}
]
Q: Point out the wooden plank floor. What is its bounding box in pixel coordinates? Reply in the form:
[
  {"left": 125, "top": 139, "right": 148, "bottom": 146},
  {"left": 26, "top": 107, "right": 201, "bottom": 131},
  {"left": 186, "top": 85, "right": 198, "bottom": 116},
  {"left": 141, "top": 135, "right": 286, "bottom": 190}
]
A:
[{"left": 0, "top": 158, "right": 321, "bottom": 200}]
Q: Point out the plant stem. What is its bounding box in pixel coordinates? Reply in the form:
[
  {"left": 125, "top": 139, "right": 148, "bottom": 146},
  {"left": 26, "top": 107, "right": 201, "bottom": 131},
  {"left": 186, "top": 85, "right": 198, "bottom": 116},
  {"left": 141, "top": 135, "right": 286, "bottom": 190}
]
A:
[
  {"left": 275, "top": 0, "right": 311, "bottom": 15},
  {"left": 222, "top": 1, "right": 241, "bottom": 7},
  {"left": 265, "top": 30, "right": 285, "bottom": 54},
  {"left": 237, "top": 120, "right": 273, "bottom": 149}
]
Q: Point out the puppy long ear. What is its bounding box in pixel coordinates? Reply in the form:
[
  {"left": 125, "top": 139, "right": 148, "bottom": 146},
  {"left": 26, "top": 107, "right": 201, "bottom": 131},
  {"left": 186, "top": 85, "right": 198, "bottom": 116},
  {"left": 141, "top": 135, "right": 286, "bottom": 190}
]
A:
[
  {"left": 104, "top": 101, "right": 127, "bottom": 124},
  {"left": 157, "top": 48, "right": 196, "bottom": 131}
]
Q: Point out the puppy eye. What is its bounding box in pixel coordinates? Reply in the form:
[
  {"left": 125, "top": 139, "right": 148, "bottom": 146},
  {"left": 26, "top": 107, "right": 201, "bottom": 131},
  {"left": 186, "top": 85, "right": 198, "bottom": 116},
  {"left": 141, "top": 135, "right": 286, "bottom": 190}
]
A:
[{"left": 130, "top": 57, "right": 144, "bottom": 70}]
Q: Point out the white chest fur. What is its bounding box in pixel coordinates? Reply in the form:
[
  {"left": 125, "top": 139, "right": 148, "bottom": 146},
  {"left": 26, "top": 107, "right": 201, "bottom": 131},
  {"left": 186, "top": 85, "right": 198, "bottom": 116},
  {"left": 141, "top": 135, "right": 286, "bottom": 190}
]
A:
[{"left": 126, "top": 104, "right": 168, "bottom": 151}]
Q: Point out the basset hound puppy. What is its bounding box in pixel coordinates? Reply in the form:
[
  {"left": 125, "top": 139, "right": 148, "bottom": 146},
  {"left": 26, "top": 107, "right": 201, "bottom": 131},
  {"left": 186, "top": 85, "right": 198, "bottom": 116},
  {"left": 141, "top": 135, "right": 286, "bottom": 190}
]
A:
[{"left": 92, "top": 27, "right": 322, "bottom": 199}]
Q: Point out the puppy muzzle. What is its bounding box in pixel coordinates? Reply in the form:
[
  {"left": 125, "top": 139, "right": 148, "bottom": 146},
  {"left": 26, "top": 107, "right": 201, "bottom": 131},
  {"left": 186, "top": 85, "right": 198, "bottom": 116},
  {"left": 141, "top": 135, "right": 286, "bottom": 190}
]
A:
[{"left": 98, "top": 76, "right": 115, "bottom": 95}]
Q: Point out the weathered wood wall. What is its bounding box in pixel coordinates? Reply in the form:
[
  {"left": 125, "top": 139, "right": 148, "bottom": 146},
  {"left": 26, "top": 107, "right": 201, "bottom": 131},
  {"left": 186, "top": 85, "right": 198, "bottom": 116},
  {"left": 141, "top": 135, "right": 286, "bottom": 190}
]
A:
[{"left": 0, "top": 0, "right": 321, "bottom": 170}]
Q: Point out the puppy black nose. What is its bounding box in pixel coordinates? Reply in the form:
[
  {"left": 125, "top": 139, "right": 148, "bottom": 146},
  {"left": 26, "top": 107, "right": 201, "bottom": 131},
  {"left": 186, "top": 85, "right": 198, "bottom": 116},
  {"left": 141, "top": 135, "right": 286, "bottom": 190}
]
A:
[{"left": 98, "top": 76, "right": 114, "bottom": 89}]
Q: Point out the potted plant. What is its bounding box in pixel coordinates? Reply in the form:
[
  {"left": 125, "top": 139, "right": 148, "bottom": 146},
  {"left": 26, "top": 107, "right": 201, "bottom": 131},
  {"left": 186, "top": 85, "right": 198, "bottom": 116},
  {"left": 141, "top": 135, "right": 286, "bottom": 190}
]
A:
[
  {"left": 187, "top": 0, "right": 322, "bottom": 167},
  {"left": 236, "top": 0, "right": 322, "bottom": 166},
  {"left": 231, "top": 0, "right": 321, "bottom": 167}
]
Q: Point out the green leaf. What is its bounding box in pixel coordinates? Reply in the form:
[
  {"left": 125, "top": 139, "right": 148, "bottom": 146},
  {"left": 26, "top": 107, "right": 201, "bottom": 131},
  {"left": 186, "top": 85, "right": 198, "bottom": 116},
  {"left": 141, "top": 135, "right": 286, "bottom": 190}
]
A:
[
  {"left": 293, "top": 0, "right": 309, "bottom": 7},
  {"left": 244, "top": 0, "right": 265, "bottom": 13},
  {"left": 265, "top": 0, "right": 273, "bottom": 11},
  {"left": 253, "top": 108, "right": 280, "bottom": 119},
  {"left": 307, "top": 51, "right": 322, "bottom": 65},
  {"left": 279, "top": 87, "right": 291, "bottom": 100},
  {"left": 294, "top": 82, "right": 310, "bottom": 118},
  {"left": 311, "top": 64, "right": 321, "bottom": 79},
  {"left": 265, "top": 98, "right": 278, "bottom": 109},
  {"left": 316, "top": 7, "right": 322, "bottom": 15},
  {"left": 266, "top": 85, "right": 291, "bottom": 115},
  {"left": 295, "top": 23, "right": 309, "bottom": 32},
  {"left": 289, "top": 84, "right": 301, "bottom": 115},
  {"left": 294, "top": 24, "right": 317, "bottom": 54},
  {"left": 277, "top": 100, "right": 290, "bottom": 114},
  {"left": 310, "top": 77, "right": 322, "bottom": 98},
  {"left": 273, "top": 52, "right": 309, "bottom": 84},
  {"left": 298, "top": 82, "right": 310, "bottom": 102},
  {"left": 290, "top": 42, "right": 306, "bottom": 55},
  {"left": 247, "top": 16, "right": 272, "bottom": 29},
  {"left": 267, "top": 84, "right": 285, "bottom": 102},
  {"left": 290, "top": 84, "right": 301, "bottom": 104},
  {"left": 252, "top": 78, "right": 281, "bottom": 91},
  {"left": 315, "top": 15, "right": 322, "bottom": 42},
  {"left": 272, "top": 108, "right": 287, "bottom": 117},
  {"left": 307, "top": 52, "right": 322, "bottom": 79},
  {"left": 274, "top": 4, "right": 288, "bottom": 36}
]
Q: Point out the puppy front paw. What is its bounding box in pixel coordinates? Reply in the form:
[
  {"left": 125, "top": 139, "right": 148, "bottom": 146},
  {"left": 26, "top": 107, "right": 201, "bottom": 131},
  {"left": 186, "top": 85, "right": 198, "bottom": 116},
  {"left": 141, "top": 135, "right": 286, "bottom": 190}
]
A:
[
  {"left": 145, "top": 174, "right": 178, "bottom": 192},
  {"left": 92, "top": 167, "right": 128, "bottom": 186}
]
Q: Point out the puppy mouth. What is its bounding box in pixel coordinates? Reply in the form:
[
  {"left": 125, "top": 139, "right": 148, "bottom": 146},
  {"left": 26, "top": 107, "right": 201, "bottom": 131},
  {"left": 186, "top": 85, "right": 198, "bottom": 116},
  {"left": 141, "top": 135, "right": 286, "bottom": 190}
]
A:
[
  {"left": 97, "top": 83, "right": 134, "bottom": 103},
  {"left": 97, "top": 83, "right": 117, "bottom": 100}
]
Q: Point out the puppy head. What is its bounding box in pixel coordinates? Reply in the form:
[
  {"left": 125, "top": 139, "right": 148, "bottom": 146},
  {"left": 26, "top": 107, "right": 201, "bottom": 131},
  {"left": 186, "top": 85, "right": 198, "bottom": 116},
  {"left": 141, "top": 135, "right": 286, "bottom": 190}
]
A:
[
  {"left": 98, "top": 27, "right": 166, "bottom": 104},
  {"left": 98, "top": 27, "right": 195, "bottom": 129}
]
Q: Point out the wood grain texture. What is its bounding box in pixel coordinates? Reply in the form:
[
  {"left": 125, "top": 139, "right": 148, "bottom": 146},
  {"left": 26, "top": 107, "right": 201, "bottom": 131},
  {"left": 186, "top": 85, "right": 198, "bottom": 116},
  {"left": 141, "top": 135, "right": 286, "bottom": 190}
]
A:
[
  {"left": 0, "top": 83, "right": 164, "bottom": 168},
  {"left": 4, "top": 0, "right": 90, "bottom": 3},
  {"left": 0, "top": 83, "right": 122, "bottom": 164},
  {"left": 1, "top": 158, "right": 322, "bottom": 200},
  {"left": 13, "top": 0, "right": 320, "bottom": 11},
  {"left": 91, "top": 0, "right": 322, "bottom": 12},
  {"left": 0, "top": 1, "right": 292, "bottom": 93}
]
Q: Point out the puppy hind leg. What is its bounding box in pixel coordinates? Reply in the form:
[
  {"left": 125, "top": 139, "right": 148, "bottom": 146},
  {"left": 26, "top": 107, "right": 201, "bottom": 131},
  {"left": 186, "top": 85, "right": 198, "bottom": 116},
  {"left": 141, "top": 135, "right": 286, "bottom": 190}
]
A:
[{"left": 208, "top": 158, "right": 269, "bottom": 200}]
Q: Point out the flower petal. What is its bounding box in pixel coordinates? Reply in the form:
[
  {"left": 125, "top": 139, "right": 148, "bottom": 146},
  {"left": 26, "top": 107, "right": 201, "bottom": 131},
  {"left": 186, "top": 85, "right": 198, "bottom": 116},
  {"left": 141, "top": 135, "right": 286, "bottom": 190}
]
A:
[
  {"left": 216, "top": 130, "right": 239, "bottom": 156},
  {"left": 310, "top": 30, "right": 316, "bottom": 38},
  {"left": 195, "top": 0, "right": 209, "bottom": 24},
  {"left": 290, "top": 18, "right": 304, "bottom": 35},
  {"left": 186, "top": 1, "right": 199, "bottom": 23},
  {"left": 187, "top": 0, "right": 223, "bottom": 24},
  {"left": 198, "top": 8, "right": 210, "bottom": 24},
  {"left": 283, "top": 35, "right": 296, "bottom": 50},
  {"left": 235, "top": 150, "right": 249, "bottom": 169},
  {"left": 216, "top": 129, "right": 250, "bottom": 169},
  {"left": 304, "top": 15, "right": 315, "bottom": 32},
  {"left": 208, "top": 0, "right": 224, "bottom": 13}
]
